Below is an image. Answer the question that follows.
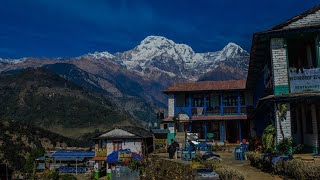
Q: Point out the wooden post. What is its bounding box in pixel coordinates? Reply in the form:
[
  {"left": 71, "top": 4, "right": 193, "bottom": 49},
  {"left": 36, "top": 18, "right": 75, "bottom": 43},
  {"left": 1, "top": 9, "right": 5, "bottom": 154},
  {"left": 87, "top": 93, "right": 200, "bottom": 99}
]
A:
[
  {"left": 220, "top": 121, "right": 225, "bottom": 142},
  {"left": 76, "top": 158, "right": 78, "bottom": 175},
  {"left": 188, "top": 94, "right": 192, "bottom": 107},
  {"left": 238, "top": 120, "right": 242, "bottom": 143},
  {"left": 237, "top": 91, "right": 241, "bottom": 114},
  {"left": 203, "top": 94, "right": 207, "bottom": 115},
  {"left": 204, "top": 121, "right": 207, "bottom": 142},
  {"left": 220, "top": 92, "right": 224, "bottom": 116}
]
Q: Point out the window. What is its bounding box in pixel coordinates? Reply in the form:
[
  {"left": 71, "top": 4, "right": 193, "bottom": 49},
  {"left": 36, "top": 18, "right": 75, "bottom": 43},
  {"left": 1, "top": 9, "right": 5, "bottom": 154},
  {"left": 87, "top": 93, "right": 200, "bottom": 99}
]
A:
[
  {"left": 113, "top": 141, "right": 122, "bottom": 151},
  {"left": 185, "top": 94, "right": 190, "bottom": 106},
  {"left": 288, "top": 37, "right": 317, "bottom": 69},
  {"left": 221, "top": 93, "right": 245, "bottom": 106},
  {"left": 192, "top": 94, "right": 204, "bottom": 107}
]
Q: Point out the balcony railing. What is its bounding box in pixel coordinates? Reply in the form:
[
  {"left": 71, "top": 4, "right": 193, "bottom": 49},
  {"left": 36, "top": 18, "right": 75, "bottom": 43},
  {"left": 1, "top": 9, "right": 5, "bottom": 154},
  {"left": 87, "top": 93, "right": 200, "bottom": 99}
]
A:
[{"left": 174, "top": 106, "right": 250, "bottom": 117}]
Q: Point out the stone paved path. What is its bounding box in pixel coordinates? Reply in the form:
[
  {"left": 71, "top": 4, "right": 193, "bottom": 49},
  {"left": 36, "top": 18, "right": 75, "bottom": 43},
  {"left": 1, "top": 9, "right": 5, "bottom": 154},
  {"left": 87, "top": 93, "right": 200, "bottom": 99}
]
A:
[
  {"left": 217, "top": 152, "right": 283, "bottom": 180},
  {"left": 157, "top": 152, "right": 284, "bottom": 180}
]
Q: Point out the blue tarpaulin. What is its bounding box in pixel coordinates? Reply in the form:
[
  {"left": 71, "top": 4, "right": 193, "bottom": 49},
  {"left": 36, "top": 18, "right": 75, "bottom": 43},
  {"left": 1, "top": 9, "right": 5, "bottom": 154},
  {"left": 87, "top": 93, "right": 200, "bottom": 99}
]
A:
[
  {"left": 35, "top": 151, "right": 95, "bottom": 162},
  {"left": 107, "top": 149, "right": 142, "bottom": 163},
  {"left": 50, "top": 150, "right": 95, "bottom": 158}
]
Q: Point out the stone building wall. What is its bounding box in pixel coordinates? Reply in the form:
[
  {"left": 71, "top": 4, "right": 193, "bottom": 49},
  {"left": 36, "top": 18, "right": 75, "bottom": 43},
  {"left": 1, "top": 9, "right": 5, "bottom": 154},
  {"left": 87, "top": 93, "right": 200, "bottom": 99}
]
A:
[
  {"left": 270, "top": 38, "right": 289, "bottom": 95},
  {"left": 168, "top": 93, "right": 175, "bottom": 117}
]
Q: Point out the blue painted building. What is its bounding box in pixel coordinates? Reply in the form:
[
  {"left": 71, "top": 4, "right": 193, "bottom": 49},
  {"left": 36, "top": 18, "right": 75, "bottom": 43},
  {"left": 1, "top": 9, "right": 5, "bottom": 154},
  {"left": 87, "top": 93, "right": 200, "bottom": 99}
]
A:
[
  {"left": 247, "top": 5, "right": 320, "bottom": 153},
  {"left": 162, "top": 80, "right": 254, "bottom": 146}
]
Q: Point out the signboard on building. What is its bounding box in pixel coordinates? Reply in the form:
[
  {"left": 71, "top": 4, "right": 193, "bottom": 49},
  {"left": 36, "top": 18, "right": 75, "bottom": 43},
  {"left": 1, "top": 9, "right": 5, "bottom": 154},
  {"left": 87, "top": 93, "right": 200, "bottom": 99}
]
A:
[
  {"left": 155, "top": 138, "right": 167, "bottom": 150},
  {"left": 95, "top": 148, "right": 107, "bottom": 157},
  {"left": 168, "top": 127, "right": 175, "bottom": 133},
  {"left": 289, "top": 68, "right": 320, "bottom": 93},
  {"left": 118, "top": 151, "right": 132, "bottom": 162}
]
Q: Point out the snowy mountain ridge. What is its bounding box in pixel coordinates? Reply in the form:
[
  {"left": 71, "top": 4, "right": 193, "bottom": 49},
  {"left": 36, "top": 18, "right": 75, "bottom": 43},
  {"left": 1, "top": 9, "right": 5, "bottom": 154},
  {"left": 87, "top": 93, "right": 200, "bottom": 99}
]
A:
[
  {"left": 0, "top": 35, "right": 249, "bottom": 81},
  {"left": 112, "top": 36, "right": 249, "bottom": 80}
]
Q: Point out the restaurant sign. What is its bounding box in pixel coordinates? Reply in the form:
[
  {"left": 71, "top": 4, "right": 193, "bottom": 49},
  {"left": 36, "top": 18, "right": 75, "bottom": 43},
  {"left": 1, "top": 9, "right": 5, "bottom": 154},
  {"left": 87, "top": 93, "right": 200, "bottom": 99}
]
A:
[
  {"left": 155, "top": 139, "right": 166, "bottom": 149},
  {"left": 289, "top": 68, "right": 320, "bottom": 93},
  {"left": 118, "top": 151, "right": 132, "bottom": 162},
  {"left": 95, "top": 148, "right": 107, "bottom": 157}
]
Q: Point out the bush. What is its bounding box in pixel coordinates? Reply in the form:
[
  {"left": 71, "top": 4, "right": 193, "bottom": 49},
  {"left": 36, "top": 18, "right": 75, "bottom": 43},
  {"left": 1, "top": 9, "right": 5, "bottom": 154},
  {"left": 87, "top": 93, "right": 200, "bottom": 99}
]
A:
[
  {"left": 41, "top": 170, "right": 59, "bottom": 180},
  {"left": 247, "top": 151, "right": 320, "bottom": 179},
  {"left": 262, "top": 125, "right": 276, "bottom": 153},
  {"left": 284, "top": 159, "right": 320, "bottom": 179},
  {"left": 277, "top": 138, "right": 292, "bottom": 156},
  {"left": 203, "top": 159, "right": 224, "bottom": 170},
  {"left": 59, "top": 174, "right": 77, "bottom": 180},
  {"left": 215, "top": 167, "right": 245, "bottom": 180},
  {"left": 248, "top": 136, "right": 262, "bottom": 151},
  {"left": 203, "top": 159, "right": 244, "bottom": 180},
  {"left": 246, "top": 152, "right": 261, "bottom": 168}
]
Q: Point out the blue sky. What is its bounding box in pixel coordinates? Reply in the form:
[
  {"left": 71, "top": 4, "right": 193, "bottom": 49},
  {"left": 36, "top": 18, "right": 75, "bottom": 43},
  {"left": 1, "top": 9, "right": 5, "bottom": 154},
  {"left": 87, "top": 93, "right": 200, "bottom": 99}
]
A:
[{"left": 0, "top": 0, "right": 319, "bottom": 58}]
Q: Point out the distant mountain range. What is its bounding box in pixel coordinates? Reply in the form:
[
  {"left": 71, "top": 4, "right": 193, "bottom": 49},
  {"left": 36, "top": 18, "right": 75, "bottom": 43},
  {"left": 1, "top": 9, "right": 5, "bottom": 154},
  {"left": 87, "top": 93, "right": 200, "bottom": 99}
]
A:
[{"left": 0, "top": 36, "right": 249, "bottom": 133}]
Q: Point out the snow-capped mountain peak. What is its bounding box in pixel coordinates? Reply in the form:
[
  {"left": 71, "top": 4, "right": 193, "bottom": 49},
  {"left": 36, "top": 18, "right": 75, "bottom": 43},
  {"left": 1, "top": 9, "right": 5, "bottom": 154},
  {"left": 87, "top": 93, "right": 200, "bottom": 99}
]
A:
[
  {"left": 0, "top": 57, "right": 27, "bottom": 64},
  {"left": 129, "top": 35, "right": 195, "bottom": 62},
  {"left": 81, "top": 51, "right": 115, "bottom": 59},
  {"left": 217, "top": 42, "right": 248, "bottom": 60}
]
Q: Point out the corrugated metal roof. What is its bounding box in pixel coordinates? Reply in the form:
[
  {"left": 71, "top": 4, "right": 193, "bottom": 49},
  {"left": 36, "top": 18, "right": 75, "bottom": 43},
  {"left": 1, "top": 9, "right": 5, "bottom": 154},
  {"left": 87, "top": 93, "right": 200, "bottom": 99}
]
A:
[
  {"left": 99, "top": 129, "right": 136, "bottom": 138},
  {"left": 190, "top": 115, "right": 247, "bottom": 121},
  {"left": 94, "top": 126, "right": 154, "bottom": 139},
  {"left": 50, "top": 150, "right": 95, "bottom": 158},
  {"left": 163, "top": 80, "right": 246, "bottom": 93}
]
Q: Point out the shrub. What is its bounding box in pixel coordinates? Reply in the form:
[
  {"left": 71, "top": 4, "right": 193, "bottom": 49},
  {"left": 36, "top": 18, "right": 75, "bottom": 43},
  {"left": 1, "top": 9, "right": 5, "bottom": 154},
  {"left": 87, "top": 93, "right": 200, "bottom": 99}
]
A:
[
  {"left": 203, "top": 159, "right": 224, "bottom": 170},
  {"left": 246, "top": 152, "right": 261, "bottom": 168},
  {"left": 247, "top": 151, "right": 320, "bottom": 179},
  {"left": 248, "top": 136, "right": 262, "bottom": 151},
  {"left": 191, "top": 161, "right": 206, "bottom": 169},
  {"left": 215, "top": 167, "right": 245, "bottom": 180},
  {"left": 41, "top": 170, "right": 59, "bottom": 180},
  {"left": 277, "top": 138, "right": 292, "bottom": 156},
  {"left": 262, "top": 125, "right": 276, "bottom": 153},
  {"left": 284, "top": 159, "right": 320, "bottom": 179},
  {"left": 59, "top": 174, "right": 77, "bottom": 180},
  {"left": 203, "top": 159, "right": 244, "bottom": 180}
]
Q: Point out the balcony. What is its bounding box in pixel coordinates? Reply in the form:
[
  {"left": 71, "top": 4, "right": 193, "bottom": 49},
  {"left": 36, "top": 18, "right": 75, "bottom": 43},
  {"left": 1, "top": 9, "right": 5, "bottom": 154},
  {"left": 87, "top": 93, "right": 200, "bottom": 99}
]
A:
[{"left": 174, "top": 106, "right": 249, "bottom": 118}]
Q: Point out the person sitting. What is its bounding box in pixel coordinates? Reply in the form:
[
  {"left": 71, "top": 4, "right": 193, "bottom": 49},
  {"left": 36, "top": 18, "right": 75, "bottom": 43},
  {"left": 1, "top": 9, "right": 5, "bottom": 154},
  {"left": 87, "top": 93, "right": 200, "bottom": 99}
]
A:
[
  {"left": 187, "top": 140, "right": 196, "bottom": 160},
  {"left": 168, "top": 139, "right": 179, "bottom": 159},
  {"left": 168, "top": 144, "right": 176, "bottom": 159}
]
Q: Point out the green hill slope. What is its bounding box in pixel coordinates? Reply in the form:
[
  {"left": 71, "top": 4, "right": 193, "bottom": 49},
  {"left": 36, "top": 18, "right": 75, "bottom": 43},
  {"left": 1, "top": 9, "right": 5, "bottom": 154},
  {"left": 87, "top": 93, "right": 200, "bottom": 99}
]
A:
[{"left": 0, "top": 68, "right": 134, "bottom": 133}]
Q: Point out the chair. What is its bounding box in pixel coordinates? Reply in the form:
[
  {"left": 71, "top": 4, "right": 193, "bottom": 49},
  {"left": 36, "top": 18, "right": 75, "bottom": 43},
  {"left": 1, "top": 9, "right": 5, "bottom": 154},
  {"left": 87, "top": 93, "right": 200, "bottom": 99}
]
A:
[
  {"left": 240, "top": 144, "right": 249, "bottom": 152},
  {"left": 206, "top": 107, "right": 214, "bottom": 114},
  {"left": 200, "top": 142, "right": 207, "bottom": 151},
  {"left": 234, "top": 146, "right": 245, "bottom": 160},
  {"left": 191, "top": 108, "right": 197, "bottom": 115}
]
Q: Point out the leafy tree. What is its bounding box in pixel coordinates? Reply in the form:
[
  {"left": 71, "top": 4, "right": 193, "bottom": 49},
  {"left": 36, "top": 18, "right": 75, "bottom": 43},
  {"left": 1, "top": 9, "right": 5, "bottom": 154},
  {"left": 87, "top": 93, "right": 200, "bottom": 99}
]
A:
[{"left": 23, "top": 148, "right": 45, "bottom": 173}]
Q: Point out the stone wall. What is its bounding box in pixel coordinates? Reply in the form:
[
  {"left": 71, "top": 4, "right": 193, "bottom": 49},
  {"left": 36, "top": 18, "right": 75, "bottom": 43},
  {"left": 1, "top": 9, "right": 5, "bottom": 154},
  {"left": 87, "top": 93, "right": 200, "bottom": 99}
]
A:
[
  {"left": 275, "top": 103, "right": 292, "bottom": 143},
  {"left": 270, "top": 38, "right": 289, "bottom": 95}
]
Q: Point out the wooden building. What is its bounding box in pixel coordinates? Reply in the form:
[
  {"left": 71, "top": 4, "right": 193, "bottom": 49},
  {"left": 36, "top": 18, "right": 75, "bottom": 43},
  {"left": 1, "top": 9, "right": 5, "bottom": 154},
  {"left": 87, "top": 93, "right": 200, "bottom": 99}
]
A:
[{"left": 162, "top": 80, "right": 254, "bottom": 146}]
